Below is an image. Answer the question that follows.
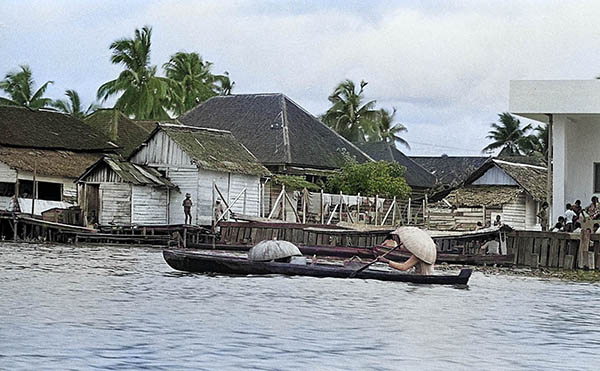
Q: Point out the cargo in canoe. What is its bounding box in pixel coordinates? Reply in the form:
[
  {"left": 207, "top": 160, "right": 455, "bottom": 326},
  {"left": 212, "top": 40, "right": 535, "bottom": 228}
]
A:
[{"left": 163, "top": 249, "right": 472, "bottom": 285}]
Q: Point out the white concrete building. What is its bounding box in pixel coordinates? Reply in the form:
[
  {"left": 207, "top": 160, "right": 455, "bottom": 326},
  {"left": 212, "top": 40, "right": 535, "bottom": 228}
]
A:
[{"left": 509, "top": 80, "right": 600, "bottom": 223}]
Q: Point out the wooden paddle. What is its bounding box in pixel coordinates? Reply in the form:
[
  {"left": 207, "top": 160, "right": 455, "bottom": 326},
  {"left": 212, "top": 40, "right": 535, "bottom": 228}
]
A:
[{"left": 349, "top": 243, "right": 401, "bottom": 278}]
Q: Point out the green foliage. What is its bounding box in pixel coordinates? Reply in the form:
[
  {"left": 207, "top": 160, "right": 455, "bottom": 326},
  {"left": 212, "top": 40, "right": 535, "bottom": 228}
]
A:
[
  {"left": 326, "top": 161, "right": 411, "bottom": 198},
  {"left": 273, "top": 175, "right": 321, "bottom": 191},
  {"left": 0, "top": 65, "right": 53, "bottom": 109},
  {"left": 482, "top": 112, "right": 533, "bottom": 155},
  {"left": 52, "top": 89, "right": 100, "bottom": 119}
]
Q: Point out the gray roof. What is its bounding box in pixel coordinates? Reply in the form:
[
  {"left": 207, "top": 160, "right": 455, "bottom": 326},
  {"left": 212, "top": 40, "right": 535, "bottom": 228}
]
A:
[
  {"left": 411, "top": 155, "right": 490, "bottom": 187},
  {"left": 356, "top": 142, "right": 436, "bottom": 189},
  {"left": 78, "top": 155, "right": 176, "bottom": 187},
  {"left": 180, "top": 94, "right": 372, "bottom": 170}
]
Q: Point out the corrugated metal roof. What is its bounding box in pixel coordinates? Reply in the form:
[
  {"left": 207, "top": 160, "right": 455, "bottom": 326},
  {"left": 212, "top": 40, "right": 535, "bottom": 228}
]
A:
[{"left": 78, "top": 156, "right": 176, "bottom": 188}]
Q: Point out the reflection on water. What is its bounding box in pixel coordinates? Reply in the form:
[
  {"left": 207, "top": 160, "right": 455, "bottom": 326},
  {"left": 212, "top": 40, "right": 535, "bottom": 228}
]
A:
[{"left": 1, "top": 243, "right": 600, "bottom": 370}]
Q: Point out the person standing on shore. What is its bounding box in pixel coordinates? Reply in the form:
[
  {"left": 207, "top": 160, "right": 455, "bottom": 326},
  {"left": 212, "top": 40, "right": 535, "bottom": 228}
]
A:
[
  {"left": 182, "top": 193, "right": 193, "bottom": 225},
  {"left": 537, "top": 202, "right": 549, "bottom": 231}
]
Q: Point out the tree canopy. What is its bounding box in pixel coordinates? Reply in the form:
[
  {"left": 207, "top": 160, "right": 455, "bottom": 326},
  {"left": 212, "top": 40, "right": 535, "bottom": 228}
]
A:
[
  {"left": 326, "top": 161, "right": 411, "bottom": 198},
  {"left": 0, "top": 65, "right": 53, "bottom": 109},
  {"left": 482, "top": 112, "right": 533, "bottom": 155},
  {"left": 52, "top": 89, "right": 99, "bottom": 119},
  {"left": 322, "top": 80, "right": 409, "bottom": 149}
]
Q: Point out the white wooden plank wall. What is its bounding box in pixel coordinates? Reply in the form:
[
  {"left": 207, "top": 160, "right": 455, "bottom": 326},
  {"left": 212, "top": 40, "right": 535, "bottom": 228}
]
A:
[
  {"left": 168, "top": 168, "right": 198, "bottom": 224},
  {"left": 131, "top": 185, "right": 168, "bottom": 225},
  {"left": 0, "top": 196, "right": 10, "bottom": 210},
  {"left": 99, "top": 183, "right": 131, "bottom": 224},
  {"left": 472, "top": 167, "right": 518, "bottom": 185},
  {"left": 0, "top": 162, "right": 17, "bottom": 182},
  {"left": 84, "top": 164, "right": 121, "bottom": 183},
  {"left": 229, "top": 173, "right": 260, "bottom": 216},
  {"left": 502, "top": 193, "right": 526, "bottom": 230},
  {"left": 197, "top": 170, "right": 228, "bottom": 225},
  {"left": 131, "top": 131, "right": 192, "bottom": 166},
  {"left": 525, "top": 195, "right": 541, "bottom": 230}
]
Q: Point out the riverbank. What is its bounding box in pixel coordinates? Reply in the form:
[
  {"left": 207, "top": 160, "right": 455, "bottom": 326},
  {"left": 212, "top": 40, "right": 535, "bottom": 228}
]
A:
[{"left": 435, "top": 262, "right": 600, "bottom": 282}]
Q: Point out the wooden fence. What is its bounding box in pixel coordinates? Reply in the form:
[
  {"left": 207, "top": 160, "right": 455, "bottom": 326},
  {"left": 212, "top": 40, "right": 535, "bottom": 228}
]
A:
[{"left": 506, "top": 230, "right": 599, "bottom": 270}]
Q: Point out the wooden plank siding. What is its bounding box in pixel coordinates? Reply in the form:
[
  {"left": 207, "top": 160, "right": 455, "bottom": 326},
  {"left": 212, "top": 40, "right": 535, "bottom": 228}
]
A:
[
  {"left": 167, "top": 168, "right": 198, "bottom": 225},
  {"left": 99, "top": 183, "right": 131, "bottom": 225},
  {"left": 131, "top": 185, "right": 168, "bottom": 225},
  {"left": 502, "top": 193, "right": 526, "bottom": 230}
]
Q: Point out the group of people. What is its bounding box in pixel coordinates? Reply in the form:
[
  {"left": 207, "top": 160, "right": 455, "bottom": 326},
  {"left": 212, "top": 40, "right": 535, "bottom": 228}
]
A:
[{"left": 549, "top": 197, "right": 600, "bottom": 233}]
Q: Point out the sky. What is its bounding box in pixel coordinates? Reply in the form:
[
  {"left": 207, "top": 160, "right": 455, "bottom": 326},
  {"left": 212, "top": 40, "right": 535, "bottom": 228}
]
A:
[{"left": 2, "top": 0, "right": 600, "bottom": 156}]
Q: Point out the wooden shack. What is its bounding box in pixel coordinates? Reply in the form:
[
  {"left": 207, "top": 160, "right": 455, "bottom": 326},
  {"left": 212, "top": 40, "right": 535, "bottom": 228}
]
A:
[
  {"left": 0, "top": 106, "right": 115, "bottom": 214},
  {"left": 77, "top": 156, "right": 176, "bottom": 225},
  {"left": 428, "top": 158, "right": 547, "bottom": 230},
  {"left": 129, "top": 124, "right": 270, "bottom": 225}
]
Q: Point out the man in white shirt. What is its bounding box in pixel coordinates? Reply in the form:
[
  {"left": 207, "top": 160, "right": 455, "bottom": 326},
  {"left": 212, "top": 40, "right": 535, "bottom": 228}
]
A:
[
  {"left": 564, "top": 203, "right": 576, "bottom": 232},
  {"left": 480, "top": 237, "right": 501, "bottom": 255}
]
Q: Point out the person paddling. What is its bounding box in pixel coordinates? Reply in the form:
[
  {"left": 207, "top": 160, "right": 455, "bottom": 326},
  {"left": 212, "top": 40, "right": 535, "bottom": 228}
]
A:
[{"left": 376, "top": 226, "right": 436, "bottom": 275}]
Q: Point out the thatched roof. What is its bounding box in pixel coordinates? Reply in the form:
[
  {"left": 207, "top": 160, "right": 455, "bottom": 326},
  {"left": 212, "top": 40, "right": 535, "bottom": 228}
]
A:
[
  {"left": 180, "top": 94, "right": 372, "bottom": 170},
  {"left": 77, "top": 155, "right": 175, "bottom": 187},
  {"left": 136, "top": 124, "right": 270, "bottom": 176},
  {"left": 0, "top": 145, "right": 102, "bottom": 178},
  {"left": 446, "top": 185, "right": 524, "bottom": 207},
  {"left": 356, "top": 141, "right": 436, "bottom": 189},
  {"left": 465, "top": 159, "right": 547, "bottom": 201},
  {"left": 411, "top": 155, "right": 490, "bottom": 187},
  {"left": 84, "top": 109, "right": 158, "bottom": 157},
  {"left": 0, "top": 106, "right": 115, "bottom": 151}
]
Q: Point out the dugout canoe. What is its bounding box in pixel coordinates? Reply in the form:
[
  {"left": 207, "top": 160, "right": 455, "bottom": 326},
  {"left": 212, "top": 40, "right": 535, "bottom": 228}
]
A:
[{"left": 163, "top": 249, "right": 472, "bottom": 285}]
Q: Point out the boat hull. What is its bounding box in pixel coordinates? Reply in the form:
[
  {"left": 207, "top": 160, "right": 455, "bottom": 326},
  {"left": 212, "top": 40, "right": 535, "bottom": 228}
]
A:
[{"left": 163, "top": 250, "right": 472, "bottom": 285}]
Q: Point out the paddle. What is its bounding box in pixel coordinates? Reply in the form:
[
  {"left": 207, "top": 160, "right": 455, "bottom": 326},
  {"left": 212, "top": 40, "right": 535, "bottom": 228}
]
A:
[{"left": 349, "top": 243, "right": 401, "bottom": 278}]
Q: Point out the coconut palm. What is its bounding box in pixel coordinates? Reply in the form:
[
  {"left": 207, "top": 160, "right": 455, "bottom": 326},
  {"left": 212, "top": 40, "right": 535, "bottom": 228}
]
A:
[
  {"left": 52, "top": 89, "right": 100, "bottom": 119},
  {"left": 0, "top": 65, "right": 53, "bottom": 109},
  {"left": 322, "top": 80, "right": 378, "bottom": 142},
  {"left": 163, "top": 52, "right": 231, "bottom": 116},
  {"left": 214, "top": 71, "right": 234, "bottom": 96},
  {"left": 97, "top": 26, "right": 170, "bottom": 120},
  {"left": 371, "top": 107, "right": 410, "bottom": 149},
  {"left": 520, "top": 124, "right": 548, "bottom": 160},
  {"left": 482, "top": 112, "right": 532, "bottom": 154}
]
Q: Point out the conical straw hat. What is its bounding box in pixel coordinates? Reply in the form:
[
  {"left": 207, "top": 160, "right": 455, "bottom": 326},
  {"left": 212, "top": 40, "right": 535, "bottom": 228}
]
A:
[
  {"left": 390, "top": 226, "right": 436, "bottom": 264},
  {"left": 248, "top": 240, "right": 302, "bottom": 262}
]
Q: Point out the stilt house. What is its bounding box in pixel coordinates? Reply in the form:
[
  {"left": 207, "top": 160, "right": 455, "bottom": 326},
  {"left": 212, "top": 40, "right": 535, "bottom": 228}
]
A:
[
  {"left": 0, "top": 106, "right": 115, "bottom": 214},
  {"left": 78, "top": 124, "right": 269, "bottom": 226},
  {"left": 428, "top": 158, "right": 547, "bottom": 230}
]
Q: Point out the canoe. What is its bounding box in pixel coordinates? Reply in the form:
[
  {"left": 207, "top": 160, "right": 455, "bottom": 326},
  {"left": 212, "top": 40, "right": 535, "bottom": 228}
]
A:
[{"left": 163, "top": 249, "right": 472, "bottom": 285}]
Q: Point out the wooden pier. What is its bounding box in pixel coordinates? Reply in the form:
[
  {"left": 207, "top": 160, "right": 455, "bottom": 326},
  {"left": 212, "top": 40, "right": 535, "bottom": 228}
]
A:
[{"left": 0, "top": 211, "right": 94, "bottom": 243}]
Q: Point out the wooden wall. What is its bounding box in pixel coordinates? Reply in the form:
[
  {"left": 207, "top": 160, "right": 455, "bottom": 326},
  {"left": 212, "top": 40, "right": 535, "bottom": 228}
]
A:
[
  {"left": 99, "top": 183, "right": 131, "bottom": 225},
  {"left": 502, "top": 193, "right": 526, "bottom": 230},
  {"left": 131, "top": 185, "right": 168, "bottom": 225}
]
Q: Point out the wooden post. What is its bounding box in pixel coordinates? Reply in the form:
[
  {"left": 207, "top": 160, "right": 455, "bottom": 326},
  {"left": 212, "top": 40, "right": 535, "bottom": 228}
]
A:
[
  {"left": 268, "top": 189, "right": 285, "bottom": 219},
  {"left": 425, "top": 194, "right": 429, "bottom": 228},
  {"left": 282, "top": 184, "right": 286, "bottom": 221},
  {"left": 579, "top": 229, "right": 591, "bottom": 269},
  {"left": 547, "top": 114, "right": 553, "bottom": 225},
  {"left": 327, "top": 203, "right": 339, "bottom": 225},
  {"left": 421, "top": 199, "right": 426, "bottom": 225},
  {"left": 211, "top": 179, "right": 216, "bottom": 232},
  {"left": 407, "top": 198, "right": 412, "bottom": 225},
  {"left": 302, "top": 188, "right": 307, "bottom": 224},
  {"left": 357, "top": 193, "right": 361, "bottom": 223},
  {"left": 339, "top": 191, "right": 344, "bottom": 223},
  {"left": 31, "top": 160, "right": 37, "bottom": 216},
  {"left": 374, "top": 195, "right": 379, "bottom": 225},
  {"left": 243, "top": 186, "right": 247, "bottom": 215},
  {"left": 392, "top": 196, "right": 397, "bottom": 226},
  {"left": 320, "top": 189, "right": 324, "bottom": 224}
]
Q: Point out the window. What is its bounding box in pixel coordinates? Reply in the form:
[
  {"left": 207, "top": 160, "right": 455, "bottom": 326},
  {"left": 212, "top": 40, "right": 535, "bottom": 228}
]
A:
[
  {"left": 18, "top": 180, "right": 62, "bottom": 201},
  {"left": 595, "top": 163, "right": 600, "bottom": 193},
  {"left": 0, "top": 182, "right": 15, "bottom": 197}
]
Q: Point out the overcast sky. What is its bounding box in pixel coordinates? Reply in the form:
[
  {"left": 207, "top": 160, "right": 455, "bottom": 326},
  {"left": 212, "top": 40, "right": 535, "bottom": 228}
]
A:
[{"left": 2, "top": 0, "right": 599, "bottom": 155}]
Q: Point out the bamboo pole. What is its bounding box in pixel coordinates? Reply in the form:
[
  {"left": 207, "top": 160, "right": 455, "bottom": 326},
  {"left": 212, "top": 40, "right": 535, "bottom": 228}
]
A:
[
  {"left": 374, "top": 195, "right": 379, "bottom": 225},
  {"left": 267, "top": 189, "right": 285, "bottom": 219},
  {"left": 216, "top": 188, "right": 247, "bottom": 224},
  {"left": 282, "top": 184, "right": 286, "bottom": 221},
  {"left": 357, "top": 193, "right": 361, "bottom": 223},
  {"left": 381, "top": 196, "right": 395, "bottom": 226},
  {"left": 407, "top": 198, "right": 412, "bottom": 225},
  {"left": 339, "top": 191, "right": 344, "bottom": 223},
  {"left": 302, "top": 188, "right": 307, "bottom": 224},
  {"left": 392, "top": 196, "right": 397, "bottom": 226},
  {"left": 320, "top": 189, "right": 324, "bottom": 224},
  {"left": 327, "top": 203, "right": 339, "bottom": 225}
]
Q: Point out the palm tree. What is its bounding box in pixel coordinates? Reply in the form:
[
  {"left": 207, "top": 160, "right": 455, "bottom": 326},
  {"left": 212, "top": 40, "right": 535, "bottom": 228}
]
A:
[
  {"left": 370, "top": 107, "right": 410, "bottom": 149},
  {"left": 52, "top": 89, "right": 100, "bottom": 119},
  {"left": 163, "top": 52, "right": 226, "bottom": 116},
  {"left": 97, "top": 26, "right": 170, "bottom": 120},
  {"left": 321, "top": 80, "right": 378, "bottom": 142},
  {"left": 520, "top": 124, "right": 548, "bottom": 160},
  {"left": 0, "top": 65, "right": 53, "bottom": 109},
  {"left": 214, "top": 71, "right": 234, "bottom": 96},
  {"left": 482, "top": 112, "right": 532, "bottom": 155}
]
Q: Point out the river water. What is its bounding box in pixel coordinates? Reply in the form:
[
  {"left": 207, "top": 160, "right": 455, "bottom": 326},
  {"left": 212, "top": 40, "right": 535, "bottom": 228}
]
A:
[{"left": 1, "top": 243, "right": 599, "bottom": 370}]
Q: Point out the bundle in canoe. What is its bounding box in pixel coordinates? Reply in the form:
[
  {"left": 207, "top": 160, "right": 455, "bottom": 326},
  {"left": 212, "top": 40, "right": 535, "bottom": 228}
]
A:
[{"left": 162, "top": 249, "right": 472, "bottom": 285}]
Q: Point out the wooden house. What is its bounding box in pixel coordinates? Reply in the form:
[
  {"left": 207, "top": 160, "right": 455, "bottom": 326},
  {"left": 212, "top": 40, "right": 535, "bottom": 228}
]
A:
[
  {"left": 179, "top": 94, "right": 373, "bottom": 218},
  {"left": 76, "top": 156, "right": 176, "bottom": 225},
  {"left": 0, "top": 106, "right": 115, "bottom": 214},
  {"left": 411, "top": 155, "right": 490, "bottom": 189},
  {"left": 121, "top": 123, "right": 269, "bottom": 226},
  {"left": 428, "top": 158, "right": 547, "bottom": 230},
  {"left": 355, "top": 141, "right": 437, "bottom": 197}
]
